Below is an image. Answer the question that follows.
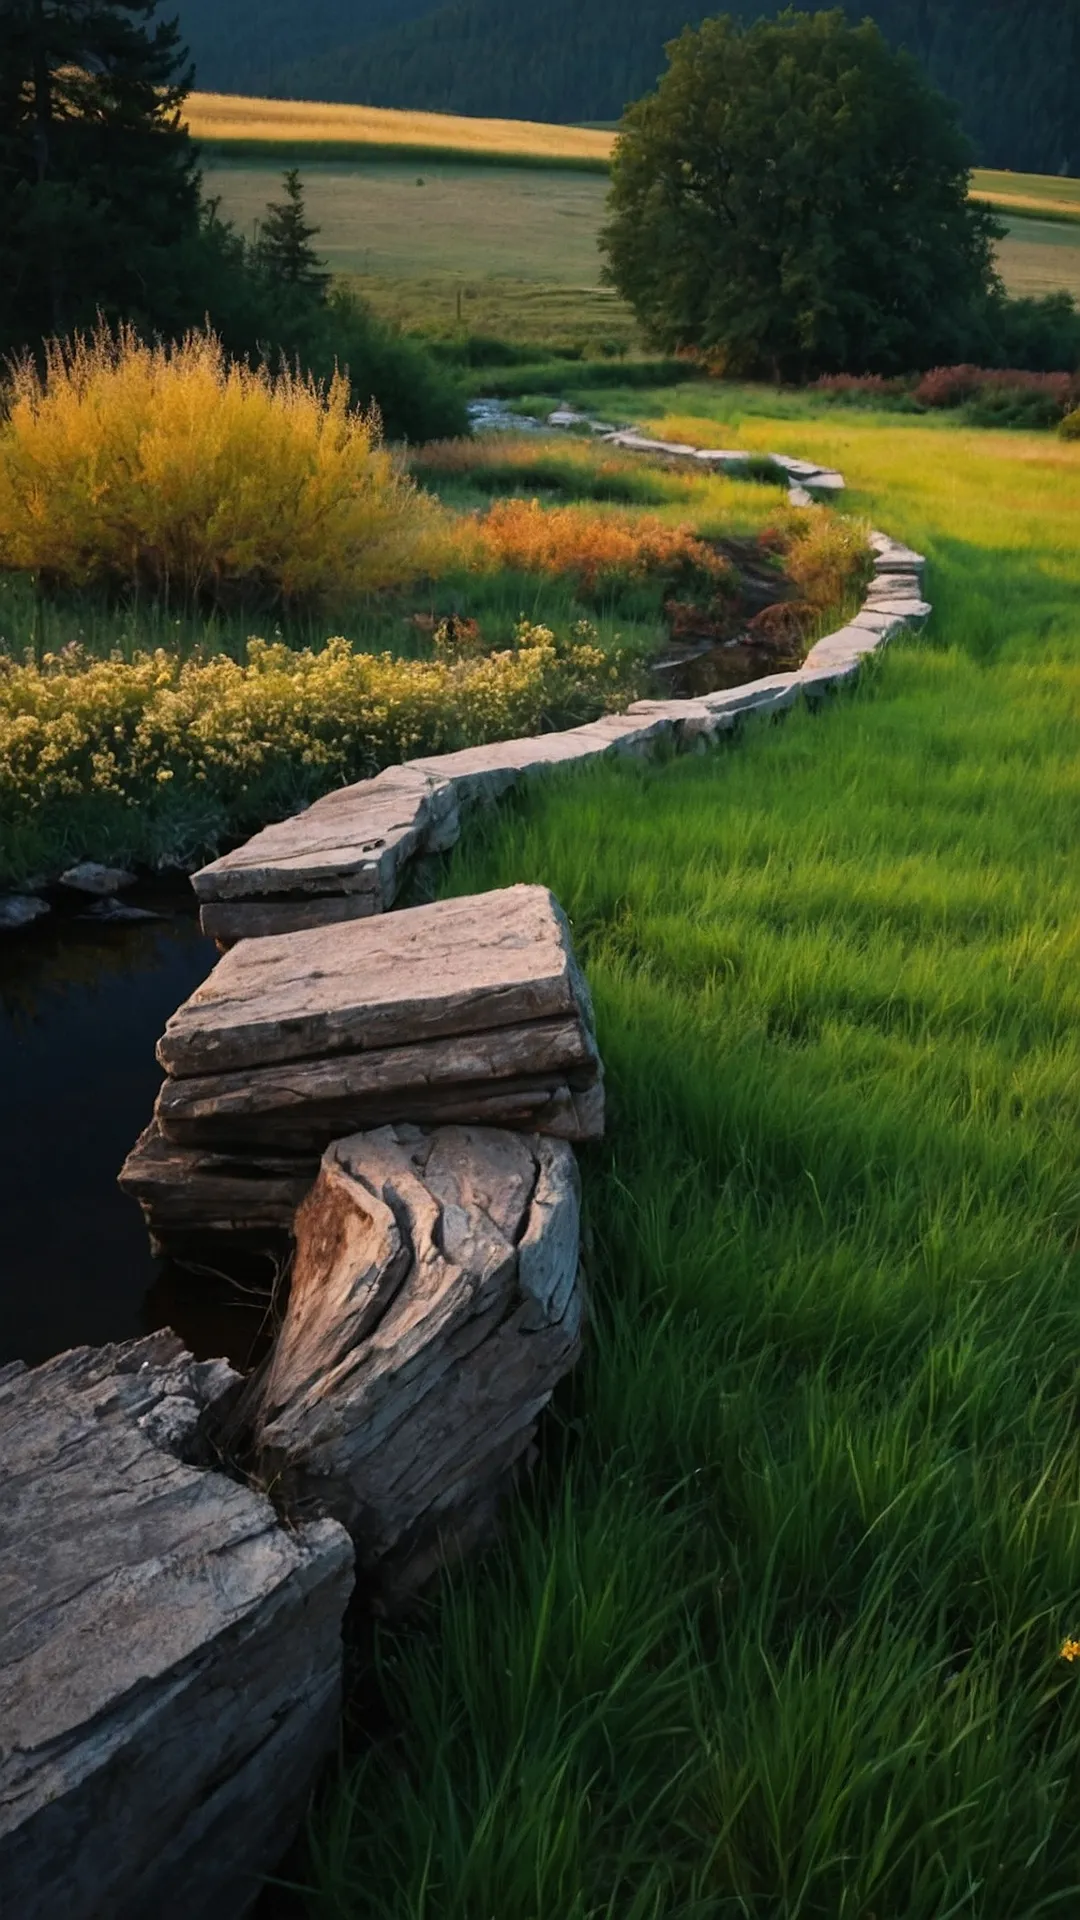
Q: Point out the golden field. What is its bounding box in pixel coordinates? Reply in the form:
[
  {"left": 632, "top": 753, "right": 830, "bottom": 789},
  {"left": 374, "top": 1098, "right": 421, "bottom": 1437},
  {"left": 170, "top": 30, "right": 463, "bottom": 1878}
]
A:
[{"left": 183, "top": 91, "right": 613, "bottom": 167}]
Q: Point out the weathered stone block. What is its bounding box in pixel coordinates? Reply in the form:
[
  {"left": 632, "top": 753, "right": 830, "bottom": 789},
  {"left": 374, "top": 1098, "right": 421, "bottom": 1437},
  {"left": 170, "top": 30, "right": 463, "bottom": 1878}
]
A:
[
  {"left": 247, "top": 1124, "right": 583, "bottom": 1606},
  {"left": 0, "top": 1334, "right": 353, "bottom": 1920}
]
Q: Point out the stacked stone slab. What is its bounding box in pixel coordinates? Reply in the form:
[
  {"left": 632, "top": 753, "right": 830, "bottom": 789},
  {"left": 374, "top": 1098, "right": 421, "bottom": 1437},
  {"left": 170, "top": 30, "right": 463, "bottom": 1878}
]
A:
[
  {"left": 192, "top": 762, "right": 460, "bottom": 946},
  {"left": 120, "top": 884, "right": 603, "bottom": 1252},
  {"left": 0, "top": 1333, "right": 353, "bottom": 1920}
]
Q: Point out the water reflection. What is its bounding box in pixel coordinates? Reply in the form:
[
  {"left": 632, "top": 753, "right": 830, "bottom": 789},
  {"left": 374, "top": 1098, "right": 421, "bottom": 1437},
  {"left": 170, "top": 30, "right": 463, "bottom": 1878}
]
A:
[{"left": 0, "top": 882, "right": 261, "bottom": 1369}]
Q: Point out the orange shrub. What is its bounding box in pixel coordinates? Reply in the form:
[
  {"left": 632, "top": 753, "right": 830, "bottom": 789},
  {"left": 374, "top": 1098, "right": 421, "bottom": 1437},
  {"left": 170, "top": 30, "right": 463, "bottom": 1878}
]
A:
[{"left": 468, "top": 498, "right": 730, "bottom": 594}]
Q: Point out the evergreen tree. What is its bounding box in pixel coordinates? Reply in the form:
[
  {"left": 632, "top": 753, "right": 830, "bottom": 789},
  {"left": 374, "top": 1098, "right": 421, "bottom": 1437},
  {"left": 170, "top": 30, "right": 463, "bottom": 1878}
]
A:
[
  {"left": 0, "top": 0, "right": 200, "bottom": 351},
  {"left": 254, "top": 169, "right": 331, "bottom": 300}
]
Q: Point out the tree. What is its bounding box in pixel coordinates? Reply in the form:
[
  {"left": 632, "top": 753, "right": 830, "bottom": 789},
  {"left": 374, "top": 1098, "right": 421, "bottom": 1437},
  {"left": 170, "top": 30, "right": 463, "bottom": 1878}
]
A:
[
  {"left": 253, "top": 168, "right": 330, "bottom": 302},
  {"left": 0, "top": 0, "right": 199, "bottom": 352},
  {"left": 600, "top": 8, "right": 1002, "bottom": 379}
]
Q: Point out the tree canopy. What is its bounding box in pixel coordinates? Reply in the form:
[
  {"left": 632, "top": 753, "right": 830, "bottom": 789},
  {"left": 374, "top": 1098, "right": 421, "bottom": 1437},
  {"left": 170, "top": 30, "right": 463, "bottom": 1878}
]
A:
[{"left": 600, "top": 9, "right": 1002, "bottom": 380}]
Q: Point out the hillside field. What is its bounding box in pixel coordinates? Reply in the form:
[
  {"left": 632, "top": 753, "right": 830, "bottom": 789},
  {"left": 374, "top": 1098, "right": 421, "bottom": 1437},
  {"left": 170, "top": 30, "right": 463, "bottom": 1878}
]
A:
[
  {"left": 203, "top": 150, "right": 1080, "bottom": 348},
  {"left": 185, "top": 90, "right": 611, "bottom": 168}
]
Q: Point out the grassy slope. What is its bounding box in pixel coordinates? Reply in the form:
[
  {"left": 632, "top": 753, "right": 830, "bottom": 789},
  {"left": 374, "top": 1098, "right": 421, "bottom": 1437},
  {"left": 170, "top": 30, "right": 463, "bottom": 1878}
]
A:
[
  {"left": 184, "top": 90, "right": 612, "bottom": 168},
  {"left": 306, "top": 411, "right": 1080, "bottom": 1916},
  {"left": 202, "top": 155, "right": 1080, "bottom": 340},
  {"left": 184, "top": 101, "right": 1080, "bottom": 212}
]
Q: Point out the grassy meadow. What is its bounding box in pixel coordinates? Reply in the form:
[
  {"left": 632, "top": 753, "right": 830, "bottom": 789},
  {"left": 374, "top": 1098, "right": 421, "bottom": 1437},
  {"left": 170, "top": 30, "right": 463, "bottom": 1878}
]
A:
[
  {"left": 202, "top": 152, "right": 1080, "bottom": 353},
  {"left": 301, "top": 401, "right": 1080, "bottom": 1918}
]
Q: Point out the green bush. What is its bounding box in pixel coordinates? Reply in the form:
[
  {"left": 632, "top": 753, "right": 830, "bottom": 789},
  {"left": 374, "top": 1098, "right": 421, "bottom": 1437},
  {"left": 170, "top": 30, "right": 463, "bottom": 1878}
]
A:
[
  {"left": 1059, "top": 407, "right": 1080, "bottom": 440},
  {"left": 965, "top": 387, "right": 1070, "bottom": 431},
  {"left": 428, "top": 335, "right": 584, "bottom": 369},
  {"left": 985, "top": 292, "right": 1080, "bottom": 375},
  {"left": 313, "top": 289, "right": 469, "bottom": 442}
]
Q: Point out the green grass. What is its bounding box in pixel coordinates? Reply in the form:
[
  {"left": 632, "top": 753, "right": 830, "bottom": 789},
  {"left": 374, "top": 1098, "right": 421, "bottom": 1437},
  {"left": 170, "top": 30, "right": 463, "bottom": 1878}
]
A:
[
  {"left": 302, "top": 408, "right": 1080, "bottom": 1916},
  {"left": 357, "top": 278, "right": 638, "bottom": 357},
  {"left": 202, "top": 160, "right": 613, "bottom": 286},
  {"left": 995, "top": 215, "right": 1080, "bottom": 303}
]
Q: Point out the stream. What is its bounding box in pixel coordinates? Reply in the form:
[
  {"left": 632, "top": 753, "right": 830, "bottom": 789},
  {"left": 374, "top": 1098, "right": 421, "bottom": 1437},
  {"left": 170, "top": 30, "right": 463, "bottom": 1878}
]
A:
[{"left": 0, "top": 881, "right": 274, "bottom": 1373}]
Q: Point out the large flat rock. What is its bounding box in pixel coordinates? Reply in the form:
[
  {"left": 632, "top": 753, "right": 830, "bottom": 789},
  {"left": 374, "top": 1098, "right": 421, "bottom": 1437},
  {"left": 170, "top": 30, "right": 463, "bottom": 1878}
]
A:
[
  {"left": 246, "top": 1124, "right": 583, "bottom": 1604},
  {"left": 158, "top": 885, "right": 595, "bottom": 1080},
  {"left": 0, "top": 1333, "right": 353, "bottom": 1920}
]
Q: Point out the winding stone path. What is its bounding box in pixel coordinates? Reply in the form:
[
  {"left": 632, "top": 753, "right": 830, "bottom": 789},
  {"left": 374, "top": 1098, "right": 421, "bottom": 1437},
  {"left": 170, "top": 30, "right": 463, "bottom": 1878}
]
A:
[{"left": 189, "top": 490, "right": 929, "bottom": 945}]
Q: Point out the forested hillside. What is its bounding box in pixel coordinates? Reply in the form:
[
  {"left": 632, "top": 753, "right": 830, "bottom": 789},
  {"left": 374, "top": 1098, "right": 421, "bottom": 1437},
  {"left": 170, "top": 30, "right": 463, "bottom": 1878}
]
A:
[
  {"left": 173, "top": 1, "right": 1079, "bottom": 176},
  {"left": 172, "top": 0, "right": 434, "bottom": 96}
]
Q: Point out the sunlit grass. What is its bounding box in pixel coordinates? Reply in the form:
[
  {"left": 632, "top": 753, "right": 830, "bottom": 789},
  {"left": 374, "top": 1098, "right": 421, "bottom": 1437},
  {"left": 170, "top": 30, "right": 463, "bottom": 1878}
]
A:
[
  {"left": 186, "top": 92, "right": 612, "bottom": 169},
  {"left": 305, "top": 408, "right": 1080, "bottom": 1917}
]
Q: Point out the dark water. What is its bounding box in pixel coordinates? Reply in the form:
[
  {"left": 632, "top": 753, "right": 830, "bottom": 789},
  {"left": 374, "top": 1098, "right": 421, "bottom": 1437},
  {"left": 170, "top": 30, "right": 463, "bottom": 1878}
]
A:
[
  {"left": 0, "top": 882, "right": 272, "bottom": 1371},
  {"left": 651, "top": 638, "right": 797, "bottom": 698}
]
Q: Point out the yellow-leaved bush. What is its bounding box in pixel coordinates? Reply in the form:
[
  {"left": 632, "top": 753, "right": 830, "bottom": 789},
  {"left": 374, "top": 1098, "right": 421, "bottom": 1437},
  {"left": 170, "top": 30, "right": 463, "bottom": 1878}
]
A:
[
  {"left": 0, "top": 624, "right": 641, "bottom": 879},
  {"left": 0, "top": 326, "right": 445, "bottom": 611}
]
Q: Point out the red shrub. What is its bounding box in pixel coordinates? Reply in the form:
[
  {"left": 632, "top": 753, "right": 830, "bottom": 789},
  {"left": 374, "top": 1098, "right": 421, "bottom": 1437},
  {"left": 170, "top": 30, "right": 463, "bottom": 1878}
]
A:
[
  {"left": 811, "top": 373, "right": 909, "bottom": 398},
  {"left": 913, "top": 365, "right": 1080, "bottom": 411}
]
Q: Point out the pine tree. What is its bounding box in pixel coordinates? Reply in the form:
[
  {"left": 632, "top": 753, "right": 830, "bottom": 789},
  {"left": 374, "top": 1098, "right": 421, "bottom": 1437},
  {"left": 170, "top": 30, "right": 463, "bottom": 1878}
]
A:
[
  {"left": 0, "top": 1, "right": 200, "bottom": 351},
  {"left": 253, "top": 169, "right": 331, "bottom": 300}
]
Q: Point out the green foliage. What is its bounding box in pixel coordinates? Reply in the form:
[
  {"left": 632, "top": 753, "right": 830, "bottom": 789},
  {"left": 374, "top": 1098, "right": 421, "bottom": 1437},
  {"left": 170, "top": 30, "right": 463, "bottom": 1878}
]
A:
[
  {"left": 601, "top": 10, "right": 1001, "bottom": 382},
  {"left": 1060, "top": 407, "right": 1080, "bottom": 440},
  {"left": 311, "top": 289, "right": 469, "bottom": 442},
  {"left": 252, "top": 165, "right": 331, "bottom": 299},
  {"left": 986, "top": 291, "right": 1080, "bottom": 373},
  {"left": 0, "top": 13, "right": 465, "bottom": 444}
]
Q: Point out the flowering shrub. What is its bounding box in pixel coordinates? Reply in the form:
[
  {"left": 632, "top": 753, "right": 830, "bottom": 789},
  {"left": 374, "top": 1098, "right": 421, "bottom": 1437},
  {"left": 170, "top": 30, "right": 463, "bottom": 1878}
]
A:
[
  {"left": 913, "top": 365, "right": 1080, "bottom": 413},
  {"left": 0, "top": 326, "right": 445, "bottom": 612},
  {"left": 0, "top": 625, "right": 643, "bottom": 881}
]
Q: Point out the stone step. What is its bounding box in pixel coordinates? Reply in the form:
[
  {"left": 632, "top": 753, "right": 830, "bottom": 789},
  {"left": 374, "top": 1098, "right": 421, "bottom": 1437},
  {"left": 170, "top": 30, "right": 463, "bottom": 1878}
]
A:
[
  {"left": 155, "top": 1012, "right": 602, "bottom": 1153},
  {"left": 159, "top": 885, "right": 595, "bottom": 1082},
  {"left": 192, "top": 765, "right": 458, "bottom": 944}
]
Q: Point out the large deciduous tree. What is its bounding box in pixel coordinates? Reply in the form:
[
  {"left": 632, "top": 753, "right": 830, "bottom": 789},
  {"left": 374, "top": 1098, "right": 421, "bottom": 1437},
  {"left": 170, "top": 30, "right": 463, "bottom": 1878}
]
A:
[
  {"left": 0, "top": 0, "right": 199, "bottom": 351},
  {"left": 600, "top": 8, "right": 1002, "bottom": 379}
]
